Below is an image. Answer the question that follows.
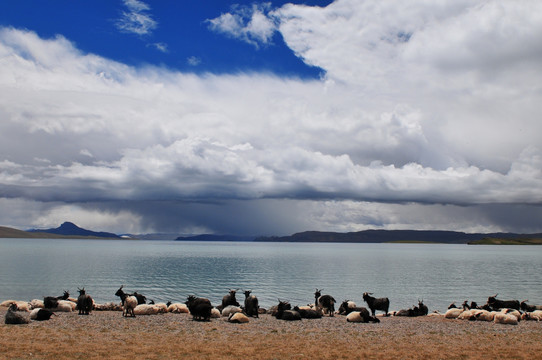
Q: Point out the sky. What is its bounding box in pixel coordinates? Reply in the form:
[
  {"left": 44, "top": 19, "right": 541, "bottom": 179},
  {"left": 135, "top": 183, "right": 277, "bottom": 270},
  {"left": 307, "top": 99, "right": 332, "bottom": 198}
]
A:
[{"left": 0, "top": 0, "right": 542, "bottom": 236}]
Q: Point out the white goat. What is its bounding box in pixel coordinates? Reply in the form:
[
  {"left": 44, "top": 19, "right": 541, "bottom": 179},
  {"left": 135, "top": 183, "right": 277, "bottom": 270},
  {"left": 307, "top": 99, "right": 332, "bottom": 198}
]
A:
[{"left": 123, "top": 296, "right": 138, "bottom": 317}]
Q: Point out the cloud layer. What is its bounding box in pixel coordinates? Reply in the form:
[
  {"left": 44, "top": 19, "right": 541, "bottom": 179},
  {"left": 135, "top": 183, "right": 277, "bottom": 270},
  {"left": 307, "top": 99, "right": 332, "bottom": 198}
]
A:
[{"left": 1, "top": 0, "right": 542, "bottom": 234}]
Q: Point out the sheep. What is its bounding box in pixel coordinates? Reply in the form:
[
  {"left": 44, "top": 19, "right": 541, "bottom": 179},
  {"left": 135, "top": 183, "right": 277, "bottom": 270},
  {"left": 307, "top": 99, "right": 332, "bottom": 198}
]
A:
[
  {"left": 222, "top": 289, "right": 240, "bottom": 309},
  {"left": 153, "top": 303, "right": 168, "bottom": 314},
  {"left": 457, "top": 309, "right": 477, "bottom": 321},
  {"left": 293, "top": 305, "right": 323, "bottom": 319},
  {"left": 185, "top": 295, "right": 212, "bottom": 321},
  {"left": 362, "top": 292, "right": 390, "bottom": 317},
  {"left": 243, "top": 290, "right": 259, "bottom": 318},
  {"left": 474, "top": 310, "right": 495, "bottom": 322},
  {"left": 94, "top": 302, "right": 123, "bottom": 311},
  {"left": 521, "top": 310, "right": 542, "bottom": 321},
  {"left": 221, "top": 305, "right": 242, "bottom": 317},
  {"left": 444, "top": 308, "right": 463, "bottom": 319},
  {"left": 486, "top": 294, "right": 520, "bottom": 311},
  {"left": 167, "top": 303, "right": 190, "bottom": 314},
  {"left": 314, "top": 289, "right": 336, "bottom": 317},
  {"left": 53, "top": 300, "right": 76, "bottom": 312},
  {"left": 228, "top": 312, "right": 249, "bottom": 323},
  {"left": 501, "top": 308, "right": 521, "bottom": 321},
  {"left": 76, "top": 287, "right": 93, "bottom": 315},
  {"left": 30, "top": 299, "right": 45, "bottom": 309},
  {"left": 5, "top": 303, "right": 30, "bottom": 324},
  {"left": 1, "top": 300, "right": 31, "bottom": 312},
  {"left": 133, "top": 304, "right": 160, "bottom": 315},
  {"left": 274, "top": 300, "right": 301, "bottom": 321},
  {"left": 346, "top": 307, "right": 380, "bottom": 323},
  {"left": 211, "top": 308, "right": 221, "bottom": 318},
  {"left": 30, "top": 308, "right": 55, "bottom": 321},
  {"left": 494, "top": 312, "right": 518, "bottom": 325},
  {"left": 520, "top": 300, "right": 542, "bottom": 312}
]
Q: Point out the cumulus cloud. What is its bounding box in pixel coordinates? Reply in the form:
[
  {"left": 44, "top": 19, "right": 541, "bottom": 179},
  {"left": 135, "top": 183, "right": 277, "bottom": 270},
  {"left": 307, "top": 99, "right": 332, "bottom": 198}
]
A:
[
  {"left": 1, "top": 0, "right": 542, "bottom": 234},
  {"left": 207, "top": 3, "right": 277, "bottom": 48},
  {"left": 116, "top": 0, "right": 157, "bottom": 36}
]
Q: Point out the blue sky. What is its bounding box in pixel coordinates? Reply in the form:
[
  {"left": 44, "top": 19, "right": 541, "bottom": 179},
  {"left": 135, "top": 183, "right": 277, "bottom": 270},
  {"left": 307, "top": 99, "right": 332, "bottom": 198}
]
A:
[
  {"left": 1, "top": 1, "right": 542, "bottom": 236},
  {"left": 0, "top": 0, "right": 330, "bottom": 77}
]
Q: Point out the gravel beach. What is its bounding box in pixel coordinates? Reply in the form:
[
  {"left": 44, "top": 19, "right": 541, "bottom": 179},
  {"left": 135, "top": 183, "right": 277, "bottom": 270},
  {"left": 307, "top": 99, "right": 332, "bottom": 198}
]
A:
[{"left": 2, "top": 308, "right": 542, "bottom": 359}]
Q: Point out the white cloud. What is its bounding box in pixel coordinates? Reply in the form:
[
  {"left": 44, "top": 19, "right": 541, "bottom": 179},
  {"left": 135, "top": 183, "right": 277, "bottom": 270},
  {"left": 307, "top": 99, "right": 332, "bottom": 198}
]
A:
[
  {"left": 116, "top": 0, "right": 157, "bottom": 36},
  {"left": 207, "top": 3, "right": 277, "bottom": 48},
  {"left": 2, "top": 0, "right": 542, "bottom": 234},
  {"left": 149, "top": 42, "right": 168, "bottom": 53},
  {"left": 187, "top": 56, "right": 201, "bottom": 66}
]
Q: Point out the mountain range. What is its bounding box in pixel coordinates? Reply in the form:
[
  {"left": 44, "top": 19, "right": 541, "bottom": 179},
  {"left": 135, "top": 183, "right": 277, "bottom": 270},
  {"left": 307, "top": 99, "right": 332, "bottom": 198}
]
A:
[
  {"left": 1, "top": 222, "right": 541, "bottom": 244},
  {"left": 27, "top": 222, "right": 121, "bottom": 239}
]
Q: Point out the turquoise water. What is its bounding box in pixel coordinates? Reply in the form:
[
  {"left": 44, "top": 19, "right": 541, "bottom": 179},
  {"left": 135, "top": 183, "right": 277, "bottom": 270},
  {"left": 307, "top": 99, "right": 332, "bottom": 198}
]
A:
[{"left": 0, "top": 238, "right": 540, "bottom": 312}]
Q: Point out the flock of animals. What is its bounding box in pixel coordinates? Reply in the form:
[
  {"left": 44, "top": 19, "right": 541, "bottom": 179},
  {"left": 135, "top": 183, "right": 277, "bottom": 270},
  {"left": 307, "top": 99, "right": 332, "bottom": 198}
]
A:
[{"left": 3, "top": 287, "right": 542, "bottom": 327}]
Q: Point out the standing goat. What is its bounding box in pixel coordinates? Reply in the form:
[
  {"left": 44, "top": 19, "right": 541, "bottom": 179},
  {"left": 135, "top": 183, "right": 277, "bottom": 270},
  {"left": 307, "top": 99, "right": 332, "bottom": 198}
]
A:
[
  {"left": 243, "top": 290, "right": 259, "bottom": 318},
  {"left": 185, "top": 295, "right": 212, "bottom": 321},
  {"left": 77, "top": 287, "right": 93, "bottom": 315},
  {"left": 363, "top": 292, "right": 390, "bottom": 317},
  {"left": 486, "top": 294, "right": 520, "bottom": 311},
  {"left": 314, "top": 289, "right": 336, "bottom": 317}
]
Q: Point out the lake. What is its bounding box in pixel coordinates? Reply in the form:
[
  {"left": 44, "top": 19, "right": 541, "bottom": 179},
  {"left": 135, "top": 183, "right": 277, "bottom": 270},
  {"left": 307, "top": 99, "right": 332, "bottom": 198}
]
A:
[{"left": 0, "top": 238, "right": 540, "bottom": 312}]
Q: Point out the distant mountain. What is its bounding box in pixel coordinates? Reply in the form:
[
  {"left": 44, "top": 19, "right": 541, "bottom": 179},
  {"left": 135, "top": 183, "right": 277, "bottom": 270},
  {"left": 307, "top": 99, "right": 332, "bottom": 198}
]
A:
[
  {"left": 176, "top": 234, "right": 256, "bottom": 242},
  {"left": 255, "top": 230, "right": 542, "bottom": 244},
  {"left": 28, "top": 222, "right": 121, "bottom": 239}
]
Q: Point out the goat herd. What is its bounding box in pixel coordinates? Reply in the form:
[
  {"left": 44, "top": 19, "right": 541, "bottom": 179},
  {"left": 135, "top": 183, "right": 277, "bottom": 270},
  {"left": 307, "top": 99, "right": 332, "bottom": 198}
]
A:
[{"left": 3, "top": 287, "right": 542, "bottom": 327}]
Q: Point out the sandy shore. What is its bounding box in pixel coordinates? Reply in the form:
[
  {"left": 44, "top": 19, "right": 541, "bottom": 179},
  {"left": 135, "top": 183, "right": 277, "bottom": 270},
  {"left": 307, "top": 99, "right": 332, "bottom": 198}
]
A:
[{"left": 2, "top": 309, "right": 542, "bottom": 359}]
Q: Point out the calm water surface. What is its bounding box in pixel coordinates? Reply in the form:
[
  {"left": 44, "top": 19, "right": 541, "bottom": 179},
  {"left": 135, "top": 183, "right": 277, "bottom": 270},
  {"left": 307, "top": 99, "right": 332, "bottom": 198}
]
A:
[{"left": 0, "top": 239, "right": 541, "bottom": 312}]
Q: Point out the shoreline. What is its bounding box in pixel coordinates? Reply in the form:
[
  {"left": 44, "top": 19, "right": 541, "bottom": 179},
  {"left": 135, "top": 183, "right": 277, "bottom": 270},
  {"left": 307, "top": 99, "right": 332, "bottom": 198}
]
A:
[{"left": 2, "top": 310, "right": 542, "bottom": 359}]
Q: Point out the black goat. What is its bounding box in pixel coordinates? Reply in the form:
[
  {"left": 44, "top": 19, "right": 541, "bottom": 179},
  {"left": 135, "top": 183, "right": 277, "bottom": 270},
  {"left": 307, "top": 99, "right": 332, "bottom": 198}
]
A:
[
  {"left": 222, "top": 289, "right": 240, "bottom": 309},
  {"left": 132, "top": 291, "right": 147, "bottom": 305},
  {"left": 275, "top": 300, "right": 301, "bottom": 321},
  {"left": 293, "top": 306, "right": 322, "bottom": 319},
  {"left": 314, "top": 288, "right": 336, "bottom": 317},
  {"left": 32, "top": 309, "right": 55, "bottom": 321},
  {"left": 185, "top": 295, "right": 212, "bottom": 321},
  {"left": 76, "top": 287, "right": 93, "bottom": 315},
  {"left": 395, "top": 300, "right": 427, "bottom": 317},
  {"left": 338, "top": 300, "right": 368, "bottom": 315},
  {"left": 520, "top": 300, "right": 542, "bottom": 312},
  {"left": 243, "top": 290, "right": 259, "bottom": 318},
  {"left": 487, "top": 294, "right": 520, "bottom": 311},
  {"left": 44, "top": 290, "right": 70, "bottom": 309},
  {"left": 363, "top": 292, "right": 389, "bottom": 317}
]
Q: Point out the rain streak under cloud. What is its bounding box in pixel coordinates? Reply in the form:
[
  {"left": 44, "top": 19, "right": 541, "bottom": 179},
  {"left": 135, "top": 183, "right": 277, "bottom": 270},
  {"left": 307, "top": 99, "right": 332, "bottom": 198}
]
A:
[{"left": 1, "top": 0, "right": 542, "bottom": 235}]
